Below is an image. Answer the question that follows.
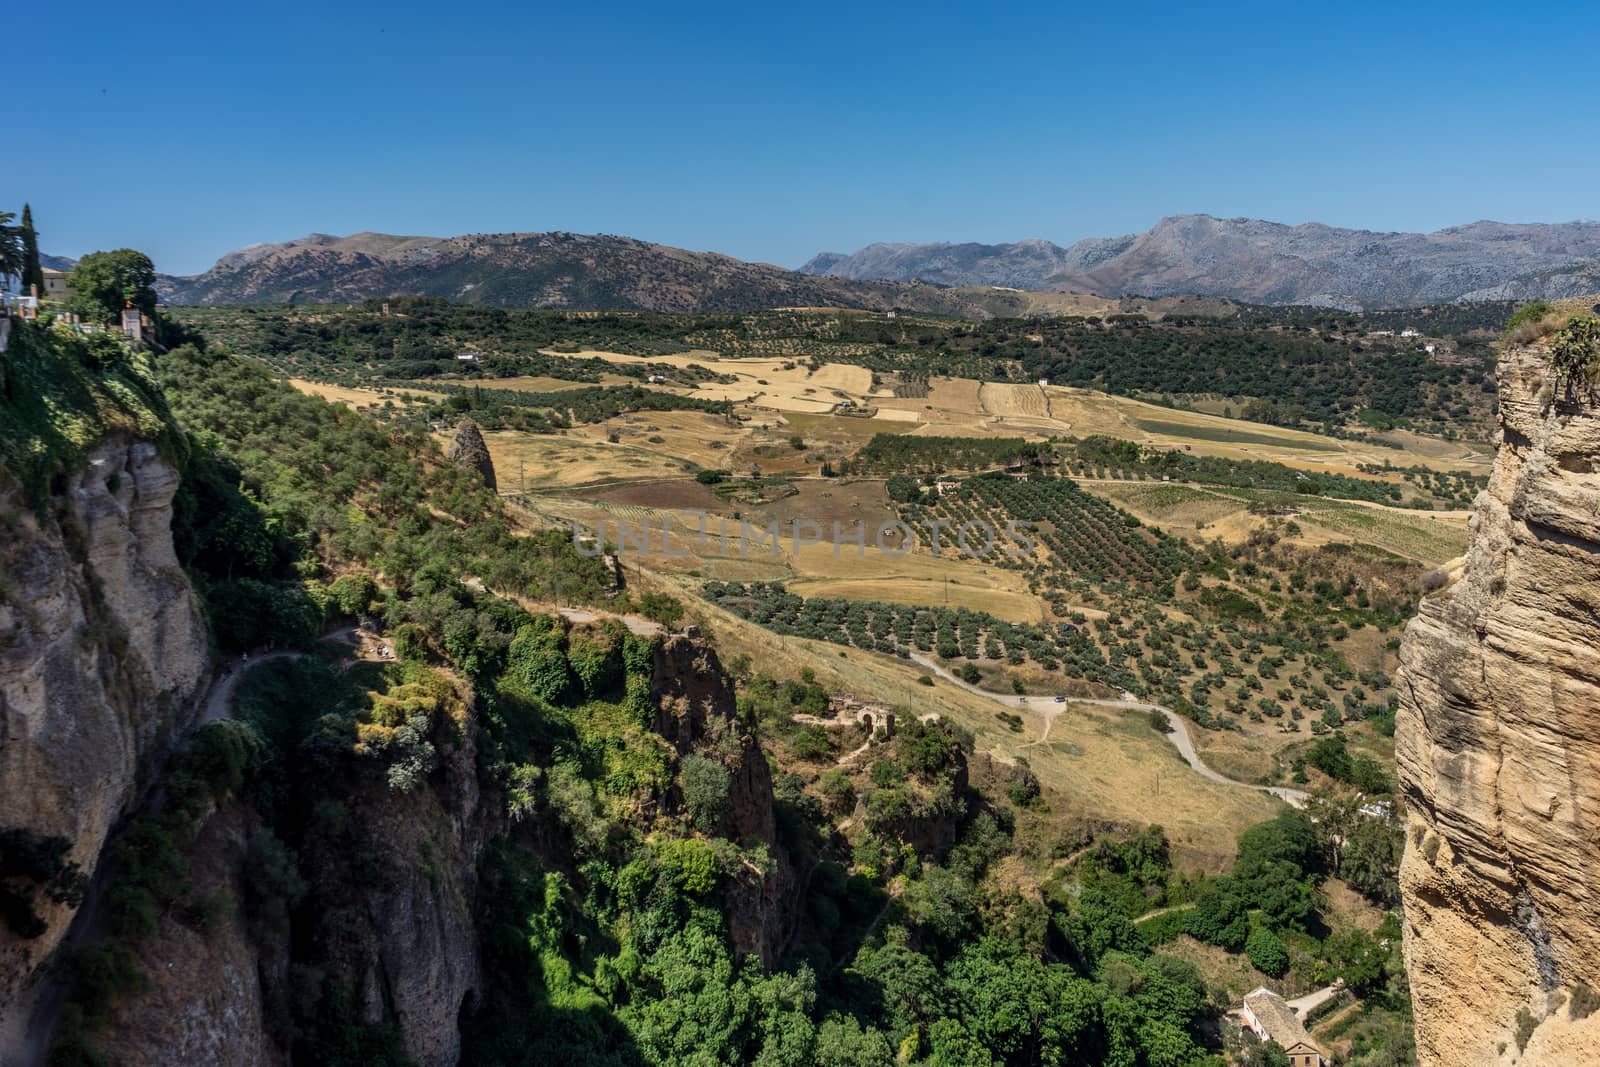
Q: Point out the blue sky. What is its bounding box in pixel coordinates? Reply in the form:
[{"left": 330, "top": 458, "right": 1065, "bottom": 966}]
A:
[{"left": 8, "top": 0, "right": 1598, "bottom": 275}]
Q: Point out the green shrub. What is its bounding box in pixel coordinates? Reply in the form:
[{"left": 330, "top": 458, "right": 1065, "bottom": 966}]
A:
[
  {"left": 1570, "top": 981, "right": 1600, "bottom": 1021},
  {"left": 1550, "top": 316, "right": 1600, "bottom": 386},
  {"left": 656, "top": 838, "right": 718, "bottom": 895},
  {"left": 1515, "top": 1007, "right": 1538, "bottom": 1052},
  {"left": 637, "top": 593, "right": 684, "bottom": 628},
  {"left": 243, "top": 829, "right": 306, "bottom": 939},
  {"left": 679, "top": 754, "right": 732, "bottom": 833},
  {"left": 391, "top": 622, "right": 430, "bottom": 663},
  {"left": 0, "top": 827, "right": 88, "bottom": 939},
  {"left": 567, "top": 626, "right": 624, "bottom": 699},
  {"left": 508, "top": 621, "right": 575, "bottom": 704},
  {"left": 1245, "top": 924, "right": 1289, "bottom": 977}
]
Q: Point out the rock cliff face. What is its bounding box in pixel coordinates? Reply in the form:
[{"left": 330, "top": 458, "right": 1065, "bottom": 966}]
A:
[
  {"left": 93, "top": 679, "right": 487, "bottom": 1067},
  {"left": 651, "top": 636, "right": 799, "bottom": 965},
  {"left": 0, "top": 436, "right": 210, "bottom": 1043},
  {"left": 446, "top": 419, "right": 497, "bottom": 491},
  {"left": 1397, "top": 337, "right": 1600, "bottom": 1065}
]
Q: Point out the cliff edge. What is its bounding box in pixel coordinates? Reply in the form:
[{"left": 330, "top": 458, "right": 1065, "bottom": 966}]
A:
[
  {"left": 1397, "top": 324, "right": 1600, "bottom": 1064},
  {"left": 0, "top": 436, "right": 211, "bottom": 1046}
]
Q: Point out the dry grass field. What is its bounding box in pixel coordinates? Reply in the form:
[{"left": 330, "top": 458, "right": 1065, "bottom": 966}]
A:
[
  {"left": 570, "top": 410, "right": 751, "bottom": 468},
  {"left": 784, "top": 576, "right": 1047, "bottom": 623},
  {"left": 472, "top": 430, "right": 698, "bottom": 490},
  {"left": 651, "top": 570, "right": 1279, "bottom": 869},
  {"left": 979, "top": 382, "right": 1049, "bottom": 419},
  {"left": 1086, "top": 481, "right": 1470, "bottom": 565},
  {"left": 289, "top": 378, "right": 446, "bottom": 409},
  {"left": 468, "top": 373, "right": 636, "bottom": 391},
  {"left": 541, "top": 349, "right": 878, "bottom": 414}
]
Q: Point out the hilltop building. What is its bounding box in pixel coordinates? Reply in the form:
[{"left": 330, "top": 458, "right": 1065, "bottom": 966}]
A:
[
  {"left": 1239, "top": 988, "right": 1327, "bottom": 1067},
  {"left": 40, "top": 267, "right": 72, "bottom": 303}
]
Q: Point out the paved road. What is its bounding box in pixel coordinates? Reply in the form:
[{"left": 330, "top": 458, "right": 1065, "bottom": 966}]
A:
[
  {"left": 910, "top": 653, "right": 1308, "bottom": 807},
  {"left": 1286, "top": 980, "right": 1347, "bottom": 1016}
]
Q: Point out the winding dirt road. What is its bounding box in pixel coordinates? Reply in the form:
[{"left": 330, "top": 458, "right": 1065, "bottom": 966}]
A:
[{"left": 909, "top": 653, "right": 1308, "bottom": 807}]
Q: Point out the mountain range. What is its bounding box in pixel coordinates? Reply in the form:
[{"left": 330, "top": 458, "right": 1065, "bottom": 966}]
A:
[
  {"left": 801, "top": 214, "right": 1600, "bottom": 309},
  {"left": 146, "top": 231, "right": 999, "bottom": 315},
  {"left": 49, "top": 214, "right": 1600, "bottom": 313}
]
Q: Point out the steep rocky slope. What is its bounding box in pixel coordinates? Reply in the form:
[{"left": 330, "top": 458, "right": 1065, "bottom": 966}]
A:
[
  {"left": 0, "top": 435, "right": 211, "bottom": 1047},
  {"left": 650, "top": 636, "right": 797, "bottom": 966},
  {"left": 805, "top": 215, "right": 1600, "bottom": 308},
  {"left": 1397, "top": 327, "right": 1600, "bottom": 1064},
  {"left": 152, "top": 231, "right": 997, "bottom": 315}
]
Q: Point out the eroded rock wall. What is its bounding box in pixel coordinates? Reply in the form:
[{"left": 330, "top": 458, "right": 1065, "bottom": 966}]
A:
[
  {"left": 0, "top": 436, "right": 210, "bottom": 1044},
  {"left": 1397, "top": 340, "right": 1600, "bottom": 1065},
  {"left": 651, "top": 636, "right": 799, "bottom": 965}
]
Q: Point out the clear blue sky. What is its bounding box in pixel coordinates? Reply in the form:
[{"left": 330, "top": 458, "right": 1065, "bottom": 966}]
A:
[{"left": 8, "top": 0, "right": 1598, "bottom": 275}]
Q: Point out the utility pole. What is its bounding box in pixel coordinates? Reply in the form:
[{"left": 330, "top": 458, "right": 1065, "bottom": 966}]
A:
[{"left": 519, "top": 459, "right": 526, "bottom": 496}]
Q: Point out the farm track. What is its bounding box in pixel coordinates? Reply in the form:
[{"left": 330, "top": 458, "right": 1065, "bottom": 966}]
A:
[{"left": 909, "top": 653, "right": 1308, "bottom": 807}]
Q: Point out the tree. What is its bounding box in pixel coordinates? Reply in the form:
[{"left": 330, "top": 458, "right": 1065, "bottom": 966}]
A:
[
  {"left": 1245, "top": 924, "right": 1289, "bottom": 977},
  {"left": 19, "top": 204, "right": 44, "bottom": 296},
  {"left": 0, "top": 211, "right": 20, "bottom": 288},
  {"left": 680, "top": 754, "right": 732, "bottom": 833},
  {"left": 68, "top": 248, "right": 157, "bottom": 322}
]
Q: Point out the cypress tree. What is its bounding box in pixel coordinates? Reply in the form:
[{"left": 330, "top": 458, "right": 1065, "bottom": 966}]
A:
[{"left": 19, "top": 204, "right": 44, "bottom": 297}]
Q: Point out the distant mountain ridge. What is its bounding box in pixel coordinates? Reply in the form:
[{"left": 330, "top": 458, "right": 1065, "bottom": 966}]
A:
[
  {"left": 149, "top": 231, "right": 1001, "bottom": 315},
  {"left": 801, "top": 214, "right": 1600, "bottom": 309}
]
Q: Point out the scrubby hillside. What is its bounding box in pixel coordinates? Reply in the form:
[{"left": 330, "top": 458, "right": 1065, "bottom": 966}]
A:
[{"left": 155, "top": 231, "right": 997, "bottom": 316}]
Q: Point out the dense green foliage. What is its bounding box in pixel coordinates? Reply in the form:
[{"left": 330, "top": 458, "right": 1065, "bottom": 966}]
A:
[
  {"left": 0, "top": 827, "right": 88, "bottom": 938},
  {"left": 996, "top": 318, "right": 1493, "bottom": 433},
  {"left": 155, "top": 342, "right": 613, "bottom": 650},
  {"left": 68, "top": 249, "right": 159, "bottom": 322},
  {"left": 422, "top": 380, "right": 733, "bottom": 432},
  {"left": 0, "top": 321, "right": 183, "bottom": 504}
]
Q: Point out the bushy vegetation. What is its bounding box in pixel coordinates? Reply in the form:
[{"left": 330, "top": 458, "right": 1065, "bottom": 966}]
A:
[
  {"left": 0, "top": 827, "right": 87, "bottom": 939},
  {"left": 23, "top": 306, "right": 1422, "bottom": 1066},
  {"left": 156, "top": 341, "right": 615, "bottom": 651},
  {"left": 0, "top": 321, "right": 182, "bottom": 504}
]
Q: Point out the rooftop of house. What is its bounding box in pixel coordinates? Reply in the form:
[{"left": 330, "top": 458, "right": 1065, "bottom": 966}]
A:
[{"left": 1243, "top": 988, "right": 1321, "bottom": 1054}]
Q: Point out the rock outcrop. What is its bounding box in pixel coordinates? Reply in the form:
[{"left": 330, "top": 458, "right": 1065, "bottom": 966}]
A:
[
  {"left": 0, "top": 436, "right": 210, "bottom": 1046},
  {"left": 445, "top": 420, "right": 497, "bottom": 492},
  {"left": 651, "top": 636, "right": 799, "bottom": 965},
  {"left": 1397, "top": 334, "right": 1600, "bottom": 1065}
]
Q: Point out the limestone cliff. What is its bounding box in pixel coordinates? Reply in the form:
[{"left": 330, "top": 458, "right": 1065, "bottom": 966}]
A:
[
  {"left": 1397, "top": 335, "right": 1600, "bottom": 1065},
  {"left": 651, "top": 636, "right": 799, "bottom": 965},
  {"left": 0, "top": 436, "right": 210, "bottom": 1046},
  {"left": 92, "top": 675, "right": 486, "bottom": 1067}
]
